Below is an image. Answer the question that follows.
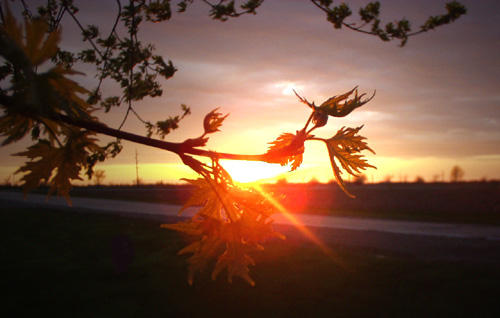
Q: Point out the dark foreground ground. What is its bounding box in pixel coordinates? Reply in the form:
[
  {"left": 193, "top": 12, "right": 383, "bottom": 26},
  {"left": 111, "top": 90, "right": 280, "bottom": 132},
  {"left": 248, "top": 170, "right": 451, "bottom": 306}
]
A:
[{"left": 2, "top": 205, "right": 500, "bottom": 317}]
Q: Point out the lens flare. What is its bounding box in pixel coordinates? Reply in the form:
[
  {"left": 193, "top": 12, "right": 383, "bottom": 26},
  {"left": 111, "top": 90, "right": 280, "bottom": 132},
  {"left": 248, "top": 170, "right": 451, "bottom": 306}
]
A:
[{"left": 251, "top": 184, "right": 346, "bottom": 267}]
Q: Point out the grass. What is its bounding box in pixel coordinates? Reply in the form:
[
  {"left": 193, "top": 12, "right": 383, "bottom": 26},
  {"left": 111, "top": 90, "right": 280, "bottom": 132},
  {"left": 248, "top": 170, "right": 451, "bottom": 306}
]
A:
[{"left": 2, "top": 206, "right": 500, "bottom": 317}]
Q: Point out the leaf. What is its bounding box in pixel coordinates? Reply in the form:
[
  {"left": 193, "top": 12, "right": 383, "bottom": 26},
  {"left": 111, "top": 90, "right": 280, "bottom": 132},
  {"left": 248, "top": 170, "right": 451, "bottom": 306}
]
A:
[
  {"left": 14, "top": 130, "right": 100, "bottom": 204},
  {"left": 324, "top": 126, "right": 376, "bottom": 198},
  {"left": 1, "top": 6, "right": 90, "bottom": 122},
  {"left": 293, "top": 89, "right": 315, "bottom": 109},
  {"left": 265, "top": 130, "right": 308, "bottom": 171},
  {"left": 44, "top": 66, "right": 92, "bottom": 119},
  {"left": 319, "top": 86, "right": 375, "bottom": 117},
  {"left": 0, "top": 113, "right": 35, "bottom": 146},
  {"left": 212, "top": 242, "right": 256, "bottom": 286},
  {"left": 178, "top": 178, "right": 220, "bottom": 218},
  {"left": 152, "top": 104, "right": 191, "bottom": 139},
  {"left": 160, "top": 221, "right": 203, "bottom": 236},
  {"left": 1, "top": 4, "right": 61, "bottom": 66},
  {"left": 203, "top": 108, "right": 229, "bottom": 134}
]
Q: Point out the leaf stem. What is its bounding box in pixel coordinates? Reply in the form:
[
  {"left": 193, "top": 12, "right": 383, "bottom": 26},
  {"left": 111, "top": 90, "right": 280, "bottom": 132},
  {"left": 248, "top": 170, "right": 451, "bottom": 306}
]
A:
[{"left": 302, "top": 111, "right": 314, "bottom": 132}]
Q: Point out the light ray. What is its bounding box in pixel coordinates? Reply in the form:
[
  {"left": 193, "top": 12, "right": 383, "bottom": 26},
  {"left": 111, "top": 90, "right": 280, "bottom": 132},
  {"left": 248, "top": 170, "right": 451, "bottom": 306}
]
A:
[{"left": 251, "top": 184, "right": 347, "bottom": 268}]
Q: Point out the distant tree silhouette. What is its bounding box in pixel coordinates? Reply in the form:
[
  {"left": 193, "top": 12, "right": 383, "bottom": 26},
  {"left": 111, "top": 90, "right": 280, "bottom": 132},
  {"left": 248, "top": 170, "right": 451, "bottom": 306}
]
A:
[
  {"left": 450, "top": 165, "right": 465, "bottom": 182},
  {"left": 414, "top": 176, "right": 425, "bottom": 183},
  {"left": 353, "top": 174, "right": 367, "bottom": 185},
  {"left": 276, "top": 177, "right": 288, "bottom": 185},
  {"left": 382, "top": 175, "right": 393, "bottom": 183},
  {"left": 308, "top": 177, "right": 320, "bottom": 184},
  {"left": 2, "top": 174, "right": 12, "bottom": 186},
  {"left": 93, "top": 169, "right": 106, "bottom": 186}
]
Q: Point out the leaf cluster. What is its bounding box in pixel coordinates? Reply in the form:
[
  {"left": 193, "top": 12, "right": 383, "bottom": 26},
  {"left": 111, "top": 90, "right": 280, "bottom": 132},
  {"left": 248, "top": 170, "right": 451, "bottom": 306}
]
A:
[
  {"left": 312, "top": 0, "right": 466, "bottom": 46},
  {"left": 267, "top": 87, "right": 376, "bottom": 197},
  {"left": 0, "top": 7, "right": 121, "bottom": 197},
  {"left": 18, "top": 0, "right": 265, "bottom": 138},
  {"left": 163, "top": 161, "right": 284, "bottom": 286},
  {"left": 203, "top": 0, "right": 264, "bottom": 21}
]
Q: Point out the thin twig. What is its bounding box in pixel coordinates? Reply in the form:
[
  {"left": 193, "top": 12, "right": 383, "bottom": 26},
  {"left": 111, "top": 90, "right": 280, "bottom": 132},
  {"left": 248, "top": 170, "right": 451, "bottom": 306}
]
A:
[
  {"left": 302, "top": 111, "right": 314, "bottom": 132},
  {"left": 118, "top": 104, "right": 132, "bottom": 130},
  {"left": 130, "top": 106, "right": 148, "bottom": 125},
  {"left": 64, "top": 6, "right": 104, "bottom": 59}
]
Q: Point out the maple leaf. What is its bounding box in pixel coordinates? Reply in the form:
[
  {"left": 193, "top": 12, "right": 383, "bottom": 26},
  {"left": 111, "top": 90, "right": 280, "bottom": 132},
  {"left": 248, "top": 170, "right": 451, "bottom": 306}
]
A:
[
  {"left": 203, "top": 108, "right": 229, "bottom": 134},
  {"left": 212, "top": 241, "right": 256, "bottom": 286},
  {"left": 178, "top": 178, "right": 224, "bottom": 219},
  {"left": 14, "top": 130, "right": 100, "bottom": 204},
  {"left": 0, "top": 113, "right": 36, "bottom": 146},
  {"left": 0, "top": 3, "right": 61, "bottom": 67},
  {"left": 43, "top": 66, "right": 92, "bottom": 119},
  {"left": 0, "top": 5, "right": 91, "bottom": 121},
  {"left": 265, "top": 130, "right": 308, "bottom": 171},
  {"left": 324, "top": 126, "right": 375, "bottom": 198}
]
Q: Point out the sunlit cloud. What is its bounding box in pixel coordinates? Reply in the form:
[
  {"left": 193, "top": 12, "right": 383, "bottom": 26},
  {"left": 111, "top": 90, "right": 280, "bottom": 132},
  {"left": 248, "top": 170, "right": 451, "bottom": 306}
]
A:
[{"left": 273, "top": 81, "right": 305, "bottom": 96}]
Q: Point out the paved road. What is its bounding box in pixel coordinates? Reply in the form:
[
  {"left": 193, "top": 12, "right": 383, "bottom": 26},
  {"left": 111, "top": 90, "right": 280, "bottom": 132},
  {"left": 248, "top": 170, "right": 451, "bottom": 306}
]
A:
[
  {"left": 2, "top": 191, "right": 500, "bottom": 240},
  {"left": 2, "top": 191, "right": 500, "bottom": 262}
]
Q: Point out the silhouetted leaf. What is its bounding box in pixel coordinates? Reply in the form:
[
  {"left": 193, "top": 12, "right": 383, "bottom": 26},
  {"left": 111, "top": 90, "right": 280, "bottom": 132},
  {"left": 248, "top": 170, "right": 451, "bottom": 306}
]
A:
[
  {"left": 319, "top": 86, "right": 375, "bottom": 118},
  {"left": 203, "top": 108, "right": 229, "bottom": 134},
  {"left": 14, "top": 130, "right": 100, "bottom": 204}
]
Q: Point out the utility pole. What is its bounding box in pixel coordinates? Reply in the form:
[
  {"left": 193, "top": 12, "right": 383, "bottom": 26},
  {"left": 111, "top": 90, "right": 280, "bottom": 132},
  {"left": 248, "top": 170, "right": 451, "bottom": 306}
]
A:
[{"left": 135, "top": 149, "right": 140, "bottom": 186}]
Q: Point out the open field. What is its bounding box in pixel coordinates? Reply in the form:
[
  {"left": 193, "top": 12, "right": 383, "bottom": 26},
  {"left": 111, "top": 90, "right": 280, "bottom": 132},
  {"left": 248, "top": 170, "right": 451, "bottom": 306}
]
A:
[
  {"left": 2, "top": 206, "right": 500, "bottom": 317},
  {"left": 4, "top": 181, "right": 499, "bottom": 224}
]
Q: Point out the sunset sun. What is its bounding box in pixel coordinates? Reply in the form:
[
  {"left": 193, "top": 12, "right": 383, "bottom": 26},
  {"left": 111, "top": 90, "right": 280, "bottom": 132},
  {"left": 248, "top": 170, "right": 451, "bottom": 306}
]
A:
[{"left": 220, "top": 160, "right": 290, "bottom": 183}]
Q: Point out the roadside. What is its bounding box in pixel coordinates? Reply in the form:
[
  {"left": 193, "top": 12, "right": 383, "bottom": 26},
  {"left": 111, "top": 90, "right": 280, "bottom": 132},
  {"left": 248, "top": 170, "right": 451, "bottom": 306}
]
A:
[
  {"left": 3, "top": 182, "right": 499, "bottom": 225},
  {"left": 2, "top": 191, "right": 500, "bottom": 263},
  {"left": 2, "top": 191, "right": 500, "bottom": 240}
]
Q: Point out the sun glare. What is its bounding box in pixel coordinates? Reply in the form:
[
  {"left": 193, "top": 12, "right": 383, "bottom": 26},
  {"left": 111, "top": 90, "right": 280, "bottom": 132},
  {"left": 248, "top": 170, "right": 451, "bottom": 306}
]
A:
[{"left": 220, "top": 160, "right": 290, "bottom": 184}]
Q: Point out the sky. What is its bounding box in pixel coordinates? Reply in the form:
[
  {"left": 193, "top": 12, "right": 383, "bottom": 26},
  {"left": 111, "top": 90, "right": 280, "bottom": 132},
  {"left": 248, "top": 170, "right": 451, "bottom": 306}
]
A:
[{"left": 1, "top": 0, "right": 500, "bottom": 185}]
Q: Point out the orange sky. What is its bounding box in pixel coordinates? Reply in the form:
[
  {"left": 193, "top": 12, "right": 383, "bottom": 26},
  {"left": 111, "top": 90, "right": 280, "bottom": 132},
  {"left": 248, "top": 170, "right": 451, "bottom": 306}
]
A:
[{"left": 1, "top": 0, "right": 499, "bottom": 185}]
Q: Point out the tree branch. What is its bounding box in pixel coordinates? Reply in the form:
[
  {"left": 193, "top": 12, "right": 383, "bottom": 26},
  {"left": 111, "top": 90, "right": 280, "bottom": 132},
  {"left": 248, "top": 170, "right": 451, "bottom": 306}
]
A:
[{"left": 54, "top": 113, "right": 271, "bottom": 162}]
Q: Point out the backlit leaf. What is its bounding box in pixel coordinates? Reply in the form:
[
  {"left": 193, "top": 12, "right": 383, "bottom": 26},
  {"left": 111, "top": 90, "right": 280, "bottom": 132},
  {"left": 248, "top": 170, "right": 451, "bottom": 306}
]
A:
[
  {"left": 265, "top": 130, "right": 308, "bottom": 171},
  {"left": 324, "top": 126, "right": 375, "bottom": 197},
  {"left": 1, "top": 4, "right": 61, "bottom": 66},
  {"left": 14, "top": 130, "right": 100, "bottom": 204}
]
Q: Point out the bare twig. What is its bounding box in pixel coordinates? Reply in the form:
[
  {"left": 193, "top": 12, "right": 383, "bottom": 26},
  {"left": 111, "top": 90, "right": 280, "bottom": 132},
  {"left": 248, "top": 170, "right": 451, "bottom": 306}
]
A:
[{"left": 64, "top": 6, "right": 104, "bottom": 59}]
